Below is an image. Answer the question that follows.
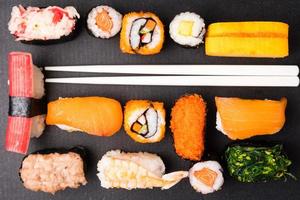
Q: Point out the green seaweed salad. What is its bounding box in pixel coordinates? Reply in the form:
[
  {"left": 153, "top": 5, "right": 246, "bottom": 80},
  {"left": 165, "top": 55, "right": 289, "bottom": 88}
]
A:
[{"left": 225, "top": 144, "right": 295, "bottom": 182}]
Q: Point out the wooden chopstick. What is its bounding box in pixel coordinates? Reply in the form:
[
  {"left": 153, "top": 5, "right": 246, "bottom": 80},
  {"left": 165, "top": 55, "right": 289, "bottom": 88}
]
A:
[
  {"left": 44, "top": 65, "right": 299, "bottom": 76},
  {"left": 45, "top": 76, "right": 300, "bottom": 87}
]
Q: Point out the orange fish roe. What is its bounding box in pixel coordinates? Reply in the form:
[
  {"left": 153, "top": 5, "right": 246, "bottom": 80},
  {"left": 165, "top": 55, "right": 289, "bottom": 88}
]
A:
[
  {"left": 194, "top": 167, "right": 218, "bottom": 187},
  {"left": 170, "top": 94, "right": 206, "bottom": 161}
]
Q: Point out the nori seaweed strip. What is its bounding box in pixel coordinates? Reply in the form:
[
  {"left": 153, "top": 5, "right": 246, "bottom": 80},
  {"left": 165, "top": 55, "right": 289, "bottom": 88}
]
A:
[
  {"left": 19, "top": 146, "right": 88, "bottom": 183},
  {"left": 9, "top": 96, "right": 46, "bottom": 118}
]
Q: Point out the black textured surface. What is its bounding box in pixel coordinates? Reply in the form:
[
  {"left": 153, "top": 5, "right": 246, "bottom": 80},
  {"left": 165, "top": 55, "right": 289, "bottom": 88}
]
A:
[{"left": 0, "top": 0, "right": 300, "bottom": 199}]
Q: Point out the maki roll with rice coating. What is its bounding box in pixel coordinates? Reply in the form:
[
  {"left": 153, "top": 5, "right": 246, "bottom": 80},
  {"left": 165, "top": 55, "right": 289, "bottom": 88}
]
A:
[
  {"left": 87, "top": 5, "right": 122, "bottom": 39},
  {"left": 124, "top": 100, "right": 166, "bottom": 143},
  {"left": 120, "top": 12, "right": 165, "bottom": 55},
  {"left": 169, "top": 12, "right": 206, "bottom": 47}
]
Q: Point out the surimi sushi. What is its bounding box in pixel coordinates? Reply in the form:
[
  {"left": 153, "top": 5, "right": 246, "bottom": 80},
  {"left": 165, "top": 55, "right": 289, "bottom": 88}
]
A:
[
  {"left": 6, "top": 52, "right": 46, "bottom": 154},
  {"left": 87, "top": 5, "right": 122, "bottom": 39},
  {"left": 8, "top": 5, "right": 80, "bottom": 43},
  {"left": 124, "top": 100, "right": 166, "bottom": 143},
  {"left": 215, "top": 97, "right": 287, "bottom": 140},
  {"left": 120, "top": 12, "right": 164, "bottom": 55},
  {"left": 97, "top": 150, "right": 188, "bottom": 190},
  {"left": 20, "top": 146, "right": 87, "bottom": 194},
  {"left": 189, "top": 161, "right": 224, "bottom": 194},
  {"left": 170, "top": 94, "right": 206, "bottom": 161},
  {"left": 169, "top": 12, "right": 206, "bottom": 47},
  {"left": 46, "top": 97, "right": 123, "bottom": 137}
]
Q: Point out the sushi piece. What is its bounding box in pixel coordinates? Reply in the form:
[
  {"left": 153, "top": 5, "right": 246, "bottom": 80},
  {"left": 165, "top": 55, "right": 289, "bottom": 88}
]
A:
[
  {"left": 6, "top": 52, "right": 46, "bottom": 154},
  {"left": 20, "top": 146, "right": 87, "bottom": 194},
  {"left": 225, "top": 144, "right": 294, "bottom": 182},
  {"left": 87, "top": 5, "right": 122, "bottom": 39},
  {"left": 169, "top": 12, "right": 206, "bottom": 47},
  {"left": 170, "top": 94, "right": 206, "bottom": 161},
  {"left": 120, "top": 12, "right": 164, "bottom": 55},
  {"left": 124, "top": 100, "right": 166, "bottom": 143},
  {"left": 215, "top": 97, "right": 287, "bottom": 140},
  {"left": 97, "top": 150, "right": 188, "bottom": 190},
  {"left": 205, "top": 22, "right": 289, "bottom": 58},
  {"left": 46, "top": 97, "right": 123, "bottom": 137},
  {"left": 8, "top": 5, "right": 80, "bottom": 43},
  {"left": 189, "top": 161, "right": 224, "bottom": 194}
]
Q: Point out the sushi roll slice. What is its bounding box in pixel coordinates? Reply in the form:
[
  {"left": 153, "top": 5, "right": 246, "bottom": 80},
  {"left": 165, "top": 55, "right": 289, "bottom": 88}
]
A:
[
  {"left": 87, "top": 5, "right": 122, "bottom": 39},
  {"left": 20, "top": 146, "right": 87, "bottom": 194},
  {"left": 46, "top": 97, "right": 123, "bottom": 137},
  {"left": 170, "top": 94, "right": 206, "bottom": 161},
  {"left": 120, "top": 12, "right": 165, "bottom": 55},
  {"left": 169, "top": 12, "right": 206, "bottom": 47},
  {"left": 6, "top": 52, "right": 46, "bottom": 154},
  {"left": 215, "top": 97, "right": 287, "bottom": 140},
  {"left": 97, "top": 150, "right": 188, "bottom": 190},
  {"left": 8, "top": 5, "right": 80, "bottom": 43},
  {"left": 189, "top": 161, "right": 224, "bottom": 194},
  {"left": 124, "top": 100, "right": 166, "bottom": 143}
]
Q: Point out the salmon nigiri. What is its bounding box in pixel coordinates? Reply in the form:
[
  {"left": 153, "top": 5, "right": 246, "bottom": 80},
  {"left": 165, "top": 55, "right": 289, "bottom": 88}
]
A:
[
  {"left": 215, "top": 97, "right": 287, "bottom": 140},
  {"left": 46, "top": 97, "right": 123, "bottom": 137}
]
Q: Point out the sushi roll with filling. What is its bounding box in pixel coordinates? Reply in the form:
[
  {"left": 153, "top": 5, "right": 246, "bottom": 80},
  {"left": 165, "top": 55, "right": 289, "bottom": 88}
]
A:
[
  {"left": 87, "top": 5, "right": 122, "bottom": 39},
  {"left": 120, "top": 12, "right": 164, "bottom": 55},
  {"left": 8, "top": 5, "right": 80, "bottom": 43},
  {"left": 6, "top": 52, "right": 46, "bottom": 154},
  {"left": 19, "top": 146, "right": 87, "bottom": 194},
  {"left": 189, "top": 161, "right": 224, "bottom": 194},
  {"left": 169, "top": 12, "right": 206, "bottom": 47},
  {"left": 124, "top": 100, "right": 166, "bottom": 143}
]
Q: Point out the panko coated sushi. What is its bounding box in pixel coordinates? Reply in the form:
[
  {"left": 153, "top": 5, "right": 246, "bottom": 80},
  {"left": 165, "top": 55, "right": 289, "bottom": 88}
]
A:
[
  {"left": 170, "top": 94, "right": 206, "bottom": 161},
  {"left": 97, "top": 150, "right": 188, "bottom": 190},
  {"left": 124, "top": 100, "right": 165, "bottom": 143}
]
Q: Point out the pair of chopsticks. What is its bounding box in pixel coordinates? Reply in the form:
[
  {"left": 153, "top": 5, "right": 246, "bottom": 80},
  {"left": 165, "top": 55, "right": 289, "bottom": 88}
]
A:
[{"left": 44, "top": 65, "right": 300, "bottom": 87}]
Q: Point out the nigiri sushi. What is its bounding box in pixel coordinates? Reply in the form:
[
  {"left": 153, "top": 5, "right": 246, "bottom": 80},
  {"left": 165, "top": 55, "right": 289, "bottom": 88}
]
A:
[
  {"left": 46, "top": 97, "right": 123, "bottom": 136},
  {"left": 20, "top": 146, "right": 87, "bottom": 194},
  {"left": 170, "top": 94, "right": 206, "bottom": 161},
  {"left": 6, "top": 52, "right": 46, "bottom": 154},
  {"left": 215, "top": 97, "right": 287, "bottom": 140},
  {"left": 8, "top": 5, "right": 80, "bottom": 43},
  {"left": 189, "top": 161, "right": 224, "bottom": 194},
  {"left": 97, "top": 150, "right": 188, "bottom": 190},
  {"left": 124, "top": 100, "right": 166, "bottom": 143}
]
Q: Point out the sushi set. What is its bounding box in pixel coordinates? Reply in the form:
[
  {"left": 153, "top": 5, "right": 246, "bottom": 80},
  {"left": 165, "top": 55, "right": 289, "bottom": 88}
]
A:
[{"left": 2, "top": 1, "right": 300, "bottom": 199}]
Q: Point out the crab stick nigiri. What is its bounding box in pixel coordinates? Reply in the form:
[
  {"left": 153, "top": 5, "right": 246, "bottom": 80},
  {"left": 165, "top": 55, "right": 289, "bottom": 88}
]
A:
[
  {"left": 46, "top": 97, "right": 123, "bottom": 136},
  {"left": 215, "top": 97, "right": 287, "bottom": 140}
]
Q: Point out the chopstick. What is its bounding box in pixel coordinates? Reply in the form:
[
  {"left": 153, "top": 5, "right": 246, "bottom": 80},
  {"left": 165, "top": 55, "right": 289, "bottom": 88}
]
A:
[
  {"left": 44, "top": 65, "right": 299, "bottom": 76},
  {"left": 45, "top": 76, "right": 300, "bottom": 87}
]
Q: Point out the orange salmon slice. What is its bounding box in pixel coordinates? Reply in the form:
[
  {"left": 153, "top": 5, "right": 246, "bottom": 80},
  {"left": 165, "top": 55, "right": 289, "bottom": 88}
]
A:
[
  {"left": 194, "top": 167, "right": 218, "bottom": 187},
  {"left": 96, "top": 9, "right": 113, "bottom": 32}
]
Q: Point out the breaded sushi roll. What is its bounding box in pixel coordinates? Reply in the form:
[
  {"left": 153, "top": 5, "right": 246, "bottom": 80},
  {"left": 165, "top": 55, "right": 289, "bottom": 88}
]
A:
[
  {"left": 124, "top": 100, "right": 165, "bottom": 143},
  {"left": 46, "top": 97, "right": 123, "bottom": 137},
  {"left": 120, "top": 12, "right": 164, "bottom": 55},
  {"left": 87, "top": 5, "right": 122, "bottom": 39},
  {"left": 170, "top": 94, "right": 206, "bottom": 161},
  {"left": 169, "top": 12, "right": 206, "bottom": 47},
  {"left": 189, "top": 161, "right": 224, "bottom": 194},
  {"left": 6, "top": 52, "right": 46, "bottom": 154},
  {"left": 8, "top": 5, "right": 80, "bottom": 43},
  {"left": 20, "top": 147, "right": 87, "bottom": 194}
]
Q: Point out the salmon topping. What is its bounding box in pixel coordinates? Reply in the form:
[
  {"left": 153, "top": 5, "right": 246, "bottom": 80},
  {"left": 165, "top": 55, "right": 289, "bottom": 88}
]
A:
[
  {"left": 96, "top": 10, "right": 113, "bottom": 32},
  {"left": 194, "top": 167, "right": 217, "bottom": 187}
]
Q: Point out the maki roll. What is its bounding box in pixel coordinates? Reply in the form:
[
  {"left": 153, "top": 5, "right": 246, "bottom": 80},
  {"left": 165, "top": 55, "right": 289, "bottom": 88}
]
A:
[
  {"left": 189, "top": 161, "right": 224, "bottom": 194},
  {"left": 120, "top": 12, "right": 164, "bottom": 55},
  {"left": 97, "top": 150, "right": 188, "bottom": 190},
  {"left": 169, "top": 12, "right": 206, "bottom": 47},
  {"left": 124, "top": 100, "right": 166, "bottom": 143},
  {"left": 19, "top": 146, "right": 87, "bottom": 194},
  {"left": 46, "top": 97, "right": 123, "bottom": 137},
  {"left": 87, "top": 5, "right": 122, "bottom": 39},
  {"left": 6, "top": 52, "right": 46, "bottom": 154},
  {"left": 8, "top": 5, "right": 80, "bottom": 43}
]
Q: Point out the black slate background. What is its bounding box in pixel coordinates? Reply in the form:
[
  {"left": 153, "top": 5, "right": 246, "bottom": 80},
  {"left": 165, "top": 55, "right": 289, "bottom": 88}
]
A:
[{"left": 0, "top": 0, "right": 300, "bottom": 199}]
